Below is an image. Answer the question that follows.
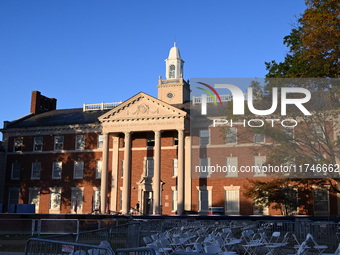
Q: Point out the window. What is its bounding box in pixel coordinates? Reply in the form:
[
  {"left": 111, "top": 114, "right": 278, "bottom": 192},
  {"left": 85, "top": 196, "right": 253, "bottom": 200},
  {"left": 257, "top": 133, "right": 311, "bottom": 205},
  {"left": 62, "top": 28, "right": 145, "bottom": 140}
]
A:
[
  {"left": 31, "top": 162, "right": 41, "bottom": 179},
  {"left": 172, "top": 187, "right": 178, "bottom": 212},
  {"left": 172, "top": 158, "right": 178, "bottom": 177},
  {"left": 146, "top": 158, "right": 154, "bottom": 177},
  {"left": 314, "top": 188, "right": 329, "bottom": 214},
  {"left": 254, "top": 156, "right": 266, "bottom": 177},
  {"left": 33, "top": 137, "right": 43, "bottom": 151},
  {"left": 14, "top": 137, "right": 23, "bottom": 152},
  {"left": 52, "top": 162, "right": 62, "bottom": 179},
  {"left": 173, "top": 138, "right": 178, "bottom": 146},
  {"left": 75, "top": 135, "right": 85, "bottom": 150},
  {"left": 199, "top": 157, "right": 210, "bottom": 178},
  {"left": 253, "top": 134, "right": 265, "bottom": 143},
  {"left": 283, "top": 126, "right": 294, "bottom": 139},
  {"left": 11, "top": 162, "right": 21, "bottom": 180},
  {"left": 314, "top": 125, "right": 325, "bottom": 140},
  {"left": 283, "top": 186, "right": 298, "bottom": 215},
  {"left": 49, "top": 187, "right": 61, "bottom": 212},
  {"left": 29, "top": 187, "right": 41, "bottom": 213},
  {"left": 198, "top": 187, "right": 212, "bottom": 212},
  {"left": 226, "top": 157, "right": 238, "bottom": 177},
  {"left": 226, "top": 128, "right": 237, "bottom": 144},
  {"left": 93, "top": 188, "right": 101, "bottom": 212},
  {"left": 169, "top": 64, "right": 175, "bottom": 78},
  {"left": 71, "top": 187, "right": 83, "bottom": 214},
  {"left": 8, "top": 188, "right": 19, "bottom": 207},
  {"left": 54, "top": 136, "right": 64, "bottom": 150},
  {"left": 224, "top": 186, "right": 240, "bottom": 214},
  {"left": 74, "top": 161, "right": 84, "bottom": 179},
  {"left": 199, "top": 129, "right": 210, "bottom": 145},
  {"left": 98, "top": 135, "right": 104, "bottom": 148},
  {"left": 96, "top": 161, "right": 102, "bottom": 179}
]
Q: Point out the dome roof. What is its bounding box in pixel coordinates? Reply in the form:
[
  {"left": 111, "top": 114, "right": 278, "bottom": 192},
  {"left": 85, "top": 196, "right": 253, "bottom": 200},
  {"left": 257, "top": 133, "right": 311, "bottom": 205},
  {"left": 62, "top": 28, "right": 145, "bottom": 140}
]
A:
[{"left": 168, "top": 42, "right": 181, "bottom": 59}]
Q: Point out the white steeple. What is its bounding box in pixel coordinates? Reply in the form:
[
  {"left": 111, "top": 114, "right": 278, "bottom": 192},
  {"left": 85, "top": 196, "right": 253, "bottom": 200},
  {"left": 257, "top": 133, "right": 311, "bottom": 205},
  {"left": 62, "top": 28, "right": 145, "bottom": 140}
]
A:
[{"left": 165, "top": 42, "right": 184, "bottom": 79}]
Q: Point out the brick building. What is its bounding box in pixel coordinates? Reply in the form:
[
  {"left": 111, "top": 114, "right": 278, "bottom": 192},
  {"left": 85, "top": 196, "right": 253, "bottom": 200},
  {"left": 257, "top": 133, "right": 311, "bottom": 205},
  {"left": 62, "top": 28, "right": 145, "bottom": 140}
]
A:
[{"left": 1, "top": 44, "right": 339, "bottom": 216}]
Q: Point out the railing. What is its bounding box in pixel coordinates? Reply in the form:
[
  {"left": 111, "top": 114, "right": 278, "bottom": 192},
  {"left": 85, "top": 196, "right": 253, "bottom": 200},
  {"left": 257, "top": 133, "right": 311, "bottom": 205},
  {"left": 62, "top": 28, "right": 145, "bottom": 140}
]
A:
[
  {"left": 25, "top": 238, "right": 114, "bottom": 255},
  {"left": 192, "top": 93, "right": 248, "bottom": 105},
  {"left": 116, "top": 247, "right": 156, "bottom": 255},
  {"left": 0, "top": 218, "right": 121, "bottom": 235},
  {"left": 83, "top": 102, "right": 122, "bottom": 111},
  {"left": 159, "top": 79, "right": 183, "bottom": 84}
]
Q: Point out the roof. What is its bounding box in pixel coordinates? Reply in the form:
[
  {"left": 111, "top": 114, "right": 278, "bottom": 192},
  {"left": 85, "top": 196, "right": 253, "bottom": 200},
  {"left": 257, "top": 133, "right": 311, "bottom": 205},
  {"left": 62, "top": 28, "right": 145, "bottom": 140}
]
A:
[
  {"left": 167, "top": 42, "right": 182, "bottom": 60},
  {"left": 5, "top": 108, "right": 110, "bottom": 129}
]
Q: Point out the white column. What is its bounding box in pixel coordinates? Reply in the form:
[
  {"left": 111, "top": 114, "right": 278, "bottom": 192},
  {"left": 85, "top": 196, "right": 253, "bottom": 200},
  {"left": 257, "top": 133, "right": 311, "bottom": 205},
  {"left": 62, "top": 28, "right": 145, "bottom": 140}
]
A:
[
  {"left": 100, "top": 133, "right": 109, "bottom": 214},
  {"left": 110, "top": 135, "right": 120, "bottom": 212},
  {"left": 153, "top": 130, "right": 161, "bottom": 215},
  {"left": 185, "top": 135, "right": 192, "bottom": 211},
  {"left": 122, "top": 132, "right": 131, "bottom": 214},
  {"left": 177, "top": 129, "right": 185, "bottom": 215}
]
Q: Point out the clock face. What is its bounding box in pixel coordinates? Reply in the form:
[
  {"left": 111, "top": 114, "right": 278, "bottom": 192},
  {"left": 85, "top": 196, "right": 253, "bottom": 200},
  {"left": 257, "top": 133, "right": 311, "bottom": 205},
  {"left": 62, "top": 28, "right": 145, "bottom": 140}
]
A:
[{"left": 167, "top": 92, "right": 174, "bottom": 99}]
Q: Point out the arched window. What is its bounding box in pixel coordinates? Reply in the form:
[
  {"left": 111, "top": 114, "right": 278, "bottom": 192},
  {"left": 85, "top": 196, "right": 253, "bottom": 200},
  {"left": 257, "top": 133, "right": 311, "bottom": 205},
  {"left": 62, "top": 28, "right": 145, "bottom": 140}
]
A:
[{"left": 169, "top": 65, "right": 175, "bottom": 78}]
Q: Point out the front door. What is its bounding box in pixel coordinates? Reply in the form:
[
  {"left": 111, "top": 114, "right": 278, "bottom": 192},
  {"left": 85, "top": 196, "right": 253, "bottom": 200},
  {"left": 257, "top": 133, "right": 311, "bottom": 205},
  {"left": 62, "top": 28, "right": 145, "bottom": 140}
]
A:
[{"left": 143, "top": 191, "right": 153, "bottom": 215}]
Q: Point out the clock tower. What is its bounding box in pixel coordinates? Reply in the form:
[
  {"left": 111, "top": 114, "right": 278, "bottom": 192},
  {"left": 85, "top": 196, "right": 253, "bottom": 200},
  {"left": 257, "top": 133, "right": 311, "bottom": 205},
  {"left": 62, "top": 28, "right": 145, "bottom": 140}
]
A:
[{"left": 158, "top": 43, "right": 190, "bottom": 104}]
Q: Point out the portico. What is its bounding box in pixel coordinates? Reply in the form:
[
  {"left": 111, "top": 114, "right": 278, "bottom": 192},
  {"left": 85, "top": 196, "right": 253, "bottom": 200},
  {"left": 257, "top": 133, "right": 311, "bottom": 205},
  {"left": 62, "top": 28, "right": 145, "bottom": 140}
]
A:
[{"left": 98, "top": 92, "right": 189, "bottom": 215}]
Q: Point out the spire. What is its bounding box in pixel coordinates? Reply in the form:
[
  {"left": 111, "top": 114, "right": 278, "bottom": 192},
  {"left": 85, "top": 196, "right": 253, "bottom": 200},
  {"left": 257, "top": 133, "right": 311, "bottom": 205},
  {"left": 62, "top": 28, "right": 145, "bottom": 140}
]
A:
[{"left": 165, "top": 43, "right": 184, "bottom": 79}]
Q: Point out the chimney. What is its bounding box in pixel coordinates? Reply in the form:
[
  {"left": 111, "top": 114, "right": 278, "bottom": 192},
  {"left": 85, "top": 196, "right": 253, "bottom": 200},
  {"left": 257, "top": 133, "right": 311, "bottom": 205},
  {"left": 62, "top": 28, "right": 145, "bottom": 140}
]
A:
[{"left": 30, "top": 91, "right": 57, "bottom": 114}]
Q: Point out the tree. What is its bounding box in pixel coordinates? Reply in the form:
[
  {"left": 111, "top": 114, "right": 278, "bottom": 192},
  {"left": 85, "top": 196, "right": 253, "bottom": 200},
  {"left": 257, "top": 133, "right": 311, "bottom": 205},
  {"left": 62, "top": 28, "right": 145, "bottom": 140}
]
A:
[
  {"left": 265, "top": 0, "right": 339, "bottom": 79},
  {"left": 244, "top": 0, "right": 340, "bottom": 215}
]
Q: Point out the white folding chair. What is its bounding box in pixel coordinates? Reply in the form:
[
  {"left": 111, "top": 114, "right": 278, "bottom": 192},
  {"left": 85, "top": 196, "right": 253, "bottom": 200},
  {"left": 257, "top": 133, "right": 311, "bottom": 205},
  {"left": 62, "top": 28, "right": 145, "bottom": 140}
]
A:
[{"left": 306, "top": 233, "right": 328, "bottom": 255}]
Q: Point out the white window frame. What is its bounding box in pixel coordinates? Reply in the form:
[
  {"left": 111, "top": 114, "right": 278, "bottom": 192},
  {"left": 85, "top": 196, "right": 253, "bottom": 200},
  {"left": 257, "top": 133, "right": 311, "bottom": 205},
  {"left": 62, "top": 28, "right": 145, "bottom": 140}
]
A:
[
  {"left": 71, "top": 187, "right": 84, "bottom": 214},
  {"left": 224, "top": 186, "right": 240, "bottom": 215},
  {"left": 314, "top": 125, "right": 325, "bottom": 140},
  {"left": 226, "top": 128, "right": 237, "bottom": 144},
  {"left": 29, "top": 187, "right": 41, "bottom": 213},
  {"left": 54, "top": 136, "right": 64, "bottom": 151},
  {"left": 33, "top": 137, "right": 43, "bottom": 151},
  {"left": 313, "top": 186, "right": 329, "bottom": 215},
  {"left": 171, "top": 187, "right": 178, "bottom": 212},
  {"left": 73, "top": 161, "right": 84, "bottom": 179},
  {"left": 49, "top": 187, "right": 61, "bottom": 213},
  {"left": 226, "top": 157, "right": 238, "bottom": 177},
  {"left": 52, "top": 161, "right": 62, "bottom": 179},
  {"left": 253, "top": 133, "right": 265, "bottom": 143},
  {"left": 11, "top": 162, "right": 21, "bottom": 180},
  {"left": 31, "top": 162, "right": 41, "bottom": 180},
  {"left": 172, "top": 158, "right": 178, "bottom": 177},
  {"left": 254, "top": 156, "right": 266, "bottom": 177},
  {"left": 96, "top": 161, "right": 102, "bottom": 179},
  {"left": 93, "top": 187, "right": 101, "bottom": 212},
  {"left": 98, "top": 134, "right": 104, "bottom": 148},
  {"left": 75, "top": 135, "right": 85, "bottom": 150},
  {"left": 14, "top": 137, "right": 23, "bottom": 152}
]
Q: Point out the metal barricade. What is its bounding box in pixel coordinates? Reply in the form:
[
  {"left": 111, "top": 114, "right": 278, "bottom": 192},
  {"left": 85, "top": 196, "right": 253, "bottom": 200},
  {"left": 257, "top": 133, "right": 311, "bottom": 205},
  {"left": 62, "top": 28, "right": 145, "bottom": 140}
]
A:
[
  {"left": 116, "top": 247, "right": 156, "bottom": 255},
  {"left": 25, "top": 238, "right": 114, "bottom": 255}
]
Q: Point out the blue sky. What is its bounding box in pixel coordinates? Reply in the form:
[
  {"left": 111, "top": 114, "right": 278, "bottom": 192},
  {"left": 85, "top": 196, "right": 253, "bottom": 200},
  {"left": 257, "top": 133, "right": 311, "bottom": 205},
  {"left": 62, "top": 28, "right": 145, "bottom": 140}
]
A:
[{"left": 0, "top": 0, "right": 306, "bottom": 135}]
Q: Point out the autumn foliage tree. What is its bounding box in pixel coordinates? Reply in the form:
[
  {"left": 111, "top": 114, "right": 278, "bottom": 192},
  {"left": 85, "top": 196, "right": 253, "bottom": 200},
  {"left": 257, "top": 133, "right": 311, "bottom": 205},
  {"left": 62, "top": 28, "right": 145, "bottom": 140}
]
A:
[{"left": 244, "top": 0, "right": 339, "bottom": 215}]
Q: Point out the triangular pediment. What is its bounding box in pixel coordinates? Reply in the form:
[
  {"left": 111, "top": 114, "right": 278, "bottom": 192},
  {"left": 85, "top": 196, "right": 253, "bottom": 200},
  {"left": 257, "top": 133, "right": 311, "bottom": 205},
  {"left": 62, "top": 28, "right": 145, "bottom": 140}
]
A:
[{"left": 99, "top": 92, "right": 187, "bottom": 122}]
